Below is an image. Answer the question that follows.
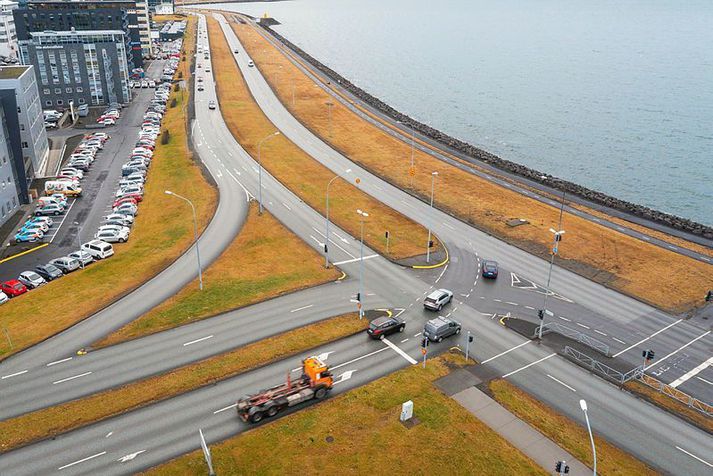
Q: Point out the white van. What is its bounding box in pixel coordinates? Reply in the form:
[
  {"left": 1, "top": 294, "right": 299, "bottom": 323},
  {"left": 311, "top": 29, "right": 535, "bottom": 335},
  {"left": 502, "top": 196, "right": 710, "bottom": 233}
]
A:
[
  {"left": 81, "top": 240, "right": 114, "bottom": 259},
  {"left": 45, "top": 181, "right": 82, "bottom": 197}
]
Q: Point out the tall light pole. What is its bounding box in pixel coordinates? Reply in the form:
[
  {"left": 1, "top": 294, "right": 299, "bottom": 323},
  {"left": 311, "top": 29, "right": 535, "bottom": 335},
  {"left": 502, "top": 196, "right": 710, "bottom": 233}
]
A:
[
  {"left": 356, "top": 209, "right": 368, "bottom": 319},
  {"left": 426, "top": 171, "right": 438, "bottom": 263},
  {"left": 580, "top": 399, "right": 597, "bottom": 476},
  {"left": 324, "top": 168, "right": 352, "bottom": 268},
  {"left": 257, "top": 131, "right": 280, "bottom": 214},
  {"left": 74, "top": 221, "right": 84, "bottom": 269},
  {"left": 165, "top": 190, "right": 203, "bottom": 290},
  {"left": 538, "top": 192, "right": 566, "bottom": 339}
]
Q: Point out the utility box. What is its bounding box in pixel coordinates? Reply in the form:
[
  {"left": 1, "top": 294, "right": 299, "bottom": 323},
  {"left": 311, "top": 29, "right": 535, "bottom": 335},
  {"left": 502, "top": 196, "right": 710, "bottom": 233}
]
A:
[{"left": 400, "top": 400, "right": 413, "bottom": 422}]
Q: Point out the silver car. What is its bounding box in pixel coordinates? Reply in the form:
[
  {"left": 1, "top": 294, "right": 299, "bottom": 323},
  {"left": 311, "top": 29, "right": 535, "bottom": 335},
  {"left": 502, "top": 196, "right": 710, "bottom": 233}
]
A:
[
  {"left": 18, "top": 271, "right": 47, "bottom": 289},
  {"left": 68, "top": 250, "right": 95, "bottom": 267},
  {"left": 49, "top": 256, "right": 81, "bottom": 273},
  {"left": 95, "top": 228, "right": 129, "bottom": 243}
]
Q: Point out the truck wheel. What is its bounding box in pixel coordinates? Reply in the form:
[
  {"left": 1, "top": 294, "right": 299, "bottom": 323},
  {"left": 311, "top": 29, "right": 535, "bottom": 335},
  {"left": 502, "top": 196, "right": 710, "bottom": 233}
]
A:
[
  {"left": 250, "top": 411, "right": 264, "bottom": 423},
  {"left": 315, "top": 387, "right": 327, "bottom": 400},
  {"left": 266, "top": 406, "right": 278, "bottom": 417}
]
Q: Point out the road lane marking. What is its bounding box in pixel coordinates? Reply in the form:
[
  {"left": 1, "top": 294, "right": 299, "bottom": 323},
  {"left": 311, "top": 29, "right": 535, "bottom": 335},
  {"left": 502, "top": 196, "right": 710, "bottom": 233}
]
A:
[
  {"left": 214, "top": 403, "right": 238, "bottom": 414},
  {"left": 106, "top": 432, "right": 113, "bottom": 438},
  {"left": 669, "top": 356, "right": 713, "bottom": 388},
  {"left": 645, "top": 330, "right": 711, "bottom": 370},
  {"left": 505, "top": 301, "right": 518, "bottom": 306},
  {"left": 47, "top": 357, "right": 73, "bottom": 367},
  {"left": 547, "top": 374, "right": 576, "bottom": 392},
  {"left": 612, "top": 337, "right": 626, "bottom": 345},
  {"left": 481, "top": 341, "right": 531, "bottom": 364},
  {"left": 118, "top": 450, "right": 146, "bottom": 463},
  {"left": 576, "top": 323, "right": 590, "bottom": 329},
  {"left": 675, "top": 446, "right": 713, "bottom": 468},
  {"left": 333, "top": 254, "right": 378, "bottom": 265},
  {"left": 383, "top": 338, "right": 418, "bottom": 365},
  {"left": 612, "top": 319, "right": 682, "bottom": 357},
  {"left": 58, "top": 451, "right": 107, "bottom": 470},
  {"left": 53, "top": 371, "right": 92, "bottom": 385},
  {"left": 502, "top": 353, "right": 557, "bottom": 378},
  {"left": 290, "top": 304, "right": 313, "bottom": 313},
  {"left": 594, "top": 330, "right": 607, "bottom": 336},
  {"left": 331, "top": 347, "right": 391, "bottom": 370},
  {"left": 434, "top": 264, "right": 448, "bottom": 284},
  {"left": 414, "top": 332, "right": 422, "bottom": 337},
  {"left": 282, "top": 202, "right": 292, "bottom": 210},
  {"left": 1, "top": 370, "right": 28, "bottom": 379},
  {"left": 558, "top": 316, "right": 571, "bottom": 322},
  {"left": 696, "top": 376, "right": 712, "bottom": 385},
  {"left": 183, "top": 335, "right": 214, "bottom": 347},
  {"left": 400, "top": 338, "right": 409, "bottom": 343}
]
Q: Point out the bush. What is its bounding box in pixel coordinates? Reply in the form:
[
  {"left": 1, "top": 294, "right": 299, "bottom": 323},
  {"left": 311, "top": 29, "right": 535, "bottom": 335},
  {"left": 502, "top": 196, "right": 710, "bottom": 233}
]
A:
[
  {"left": 161, "top": 129, "right": 170, "bottom": 145},
  {"left": 177, "top": 71, "right": 183, "bottom": 79},
  {"left": 170, "top": 98, "right": 177, "bottom": 108},
  {"left": 174, "top": 83, "right": 180, "bottom": 92}
]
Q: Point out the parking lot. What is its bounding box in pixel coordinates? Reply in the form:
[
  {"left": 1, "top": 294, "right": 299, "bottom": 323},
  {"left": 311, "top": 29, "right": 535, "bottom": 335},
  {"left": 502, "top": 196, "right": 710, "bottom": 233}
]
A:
[{"left": 0, "top": 59, "right": 168, "bottom": 283}]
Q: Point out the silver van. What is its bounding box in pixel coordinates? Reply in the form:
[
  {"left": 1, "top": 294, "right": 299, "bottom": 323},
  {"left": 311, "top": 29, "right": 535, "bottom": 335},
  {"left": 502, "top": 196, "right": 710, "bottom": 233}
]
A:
[
  {"left": 423, "top": 317, "right": 461, "bottom": 343},
  {"left": 81, "top": 239, "right": 114, "bottom": 259}
]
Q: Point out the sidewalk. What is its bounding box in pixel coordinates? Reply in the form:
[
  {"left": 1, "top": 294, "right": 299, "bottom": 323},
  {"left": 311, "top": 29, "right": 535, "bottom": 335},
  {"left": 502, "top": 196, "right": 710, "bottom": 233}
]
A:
[{"left": 435, "top": 369, "right": 590, "bottom": 475}]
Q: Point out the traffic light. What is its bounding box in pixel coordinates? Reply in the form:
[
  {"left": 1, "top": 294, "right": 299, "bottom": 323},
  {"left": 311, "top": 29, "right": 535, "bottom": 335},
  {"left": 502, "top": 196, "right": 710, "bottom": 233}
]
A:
[
  {"left": 538, "top": 309, "right": 544, "bottom": 320},
  {"left": 555, "top": 461, "right": 569, "bottom": 474},
  {"left": 555, "top": 233, "right": 562, "bottom": 242},
  {"left": 428, "top": 240, "right": 434, "bottom": 248},
  {"left": 356, "top": 292, "right": 361, "bottom": 302},
  {"left": 324, "top": 244, "right": 328, "bottom": 253},
  {"left": 642, "top": 349, "right": 655, "bottom": 361},
  {"left": 421, "top": 337, "right": 429, "bottom": 348},
  {"left": 468, "top": 335, "right": 474, "bottom": 343},
  {"left": 385, "top": 231, "right": 389, "bottom": 239},
  {"left": 555, "top": 462, "right": 562, "bottom": 472}
]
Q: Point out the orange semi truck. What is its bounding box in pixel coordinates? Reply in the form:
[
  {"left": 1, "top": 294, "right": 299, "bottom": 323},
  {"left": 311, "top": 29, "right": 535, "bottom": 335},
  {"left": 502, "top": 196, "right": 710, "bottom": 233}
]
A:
[{"left": 237, "top": 356, "right": 333, "bottom": 423}]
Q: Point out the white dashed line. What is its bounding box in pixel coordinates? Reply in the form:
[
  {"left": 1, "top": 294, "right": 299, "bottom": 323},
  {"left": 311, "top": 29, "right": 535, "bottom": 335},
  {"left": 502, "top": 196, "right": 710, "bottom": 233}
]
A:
[
  {"left": 47, "top": 357, "right": 73, "bottom": 367},
  {"left": 290, "top": 304, "right": 313, "bottom": 313},
  {"left": 594, "top": 330, "right": 607, "bottom": 336},
  {"left": 612, "top": 337, "right": 626, "bottom": 345},
  {"left": 547, "top": 374, "right": 576, "bottom": 392},
  {"left": 1, "top": 370, "right": 28, "bottom": 379},
  {"left": 58, "top": 452, "right": 107, "bottom": 470},
  {"left": 502, "top": 353, "right": 557, "bottom": 378},
  {"left": 558, "top": 316, "right": 571, "bottom": 322},
  {"left": 576, "top": 323, "right": 590, "bottom": 329},
  {"left": 183, "top": 335, "right": 214, "bottom": 347},
  {"left": 53, "top": 371, "right": 92, "bottom": 385}
]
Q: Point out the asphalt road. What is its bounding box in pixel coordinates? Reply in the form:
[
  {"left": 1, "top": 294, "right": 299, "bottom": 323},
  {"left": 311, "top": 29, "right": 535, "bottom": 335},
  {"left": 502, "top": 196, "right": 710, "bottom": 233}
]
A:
[{"left": 0, "top": 12, "right": 711, "bottom": 476}]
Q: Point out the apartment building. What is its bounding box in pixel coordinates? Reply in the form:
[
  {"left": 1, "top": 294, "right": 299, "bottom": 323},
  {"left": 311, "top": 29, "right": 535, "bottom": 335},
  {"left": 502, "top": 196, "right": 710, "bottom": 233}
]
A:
[
  {"left": 0, "top": 0, "right": 18, "bottom": 59},
  {"left": 0, "top": 102, "right": 20, "bottom": 228}
]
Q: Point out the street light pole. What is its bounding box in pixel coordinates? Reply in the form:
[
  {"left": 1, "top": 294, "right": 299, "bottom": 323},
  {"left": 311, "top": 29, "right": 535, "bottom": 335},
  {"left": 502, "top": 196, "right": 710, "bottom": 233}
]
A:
[
  {"left": 426, "top": 171, "right": 438, "bottom": 263},
  {"left": 356, "top": 209, "right": 368, "bottom": 319},
  {"left": 538, "top": 192, "right": 566, "bottom": 339},
  {"left": 257, "top": 131, "right": 280, "bottom": 215},
  {"left": 580, "top": 399, "right": 597, "bottom": 476},
  {"left": 74, "top": 221, "right": 84, "bottom": 269},
  {"left": 165, "top": 190, "right": 203, "bottom": 290},
  {"left": 324, "top": 168, "right": 352, "bottom": 268}
]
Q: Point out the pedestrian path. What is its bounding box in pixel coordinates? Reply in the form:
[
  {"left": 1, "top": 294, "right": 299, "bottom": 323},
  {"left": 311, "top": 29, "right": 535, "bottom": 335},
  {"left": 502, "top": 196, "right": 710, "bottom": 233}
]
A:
[{"left": 452, "top": 386, "right": 590, "bottom": 475}]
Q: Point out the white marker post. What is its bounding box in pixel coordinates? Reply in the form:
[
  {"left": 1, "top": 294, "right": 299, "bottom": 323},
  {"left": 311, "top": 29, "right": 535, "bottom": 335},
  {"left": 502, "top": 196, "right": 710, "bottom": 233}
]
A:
[{"left": 199, "top": 428, "right": 215, "bottom": 476}]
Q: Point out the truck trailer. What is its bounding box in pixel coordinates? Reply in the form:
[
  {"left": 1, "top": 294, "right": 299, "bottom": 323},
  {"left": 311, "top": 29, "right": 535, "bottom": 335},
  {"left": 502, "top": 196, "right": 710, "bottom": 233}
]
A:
[{"left": 237, "top": 356, "right": 333, "bottom": 423}]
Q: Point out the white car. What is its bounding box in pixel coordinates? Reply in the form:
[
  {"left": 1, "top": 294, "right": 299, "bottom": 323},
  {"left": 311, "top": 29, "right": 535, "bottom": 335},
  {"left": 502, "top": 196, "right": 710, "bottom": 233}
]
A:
[
  {"left": 95, "top": 228, "right": 129, "bottom": 243},
  {"left": 18, "top": 271, "right": 47, "bottom": 289},
  {"left": 68, "top": 250, "right": 95, "bottom": 266},
  {"left": 114, "top": 203, "right": 138, "bottom": 216},
  {"left": 116, "top": 186, "right": 143, "bottom": 198},
  {"left": 0, "top": 291, "right": 8, "bottom": 305},
  {"left": 104, "top": 213, "right": 134, "bottom": 225},
  {"left": 60, "top": 168, "right": 84, "bottom": 179}
]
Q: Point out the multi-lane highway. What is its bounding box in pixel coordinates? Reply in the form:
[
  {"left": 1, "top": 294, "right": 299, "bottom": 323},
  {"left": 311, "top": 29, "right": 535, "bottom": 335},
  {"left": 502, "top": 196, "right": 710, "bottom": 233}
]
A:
[{"left": 0, "top": 11, "right": 711, "bottom": 476}]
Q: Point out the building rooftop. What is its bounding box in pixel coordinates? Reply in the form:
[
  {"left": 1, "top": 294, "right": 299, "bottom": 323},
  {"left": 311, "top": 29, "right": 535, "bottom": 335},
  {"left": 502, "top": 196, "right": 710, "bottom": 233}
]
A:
[{"left": 0, "top": 65, "right": 29, "bottom": 80}]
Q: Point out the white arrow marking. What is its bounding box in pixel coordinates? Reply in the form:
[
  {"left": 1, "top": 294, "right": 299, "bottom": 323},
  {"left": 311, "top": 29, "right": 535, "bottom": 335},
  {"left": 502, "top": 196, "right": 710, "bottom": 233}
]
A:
[
  {"left": 105, "top": 431, "right": 113, "bottom": 438},
  {"left": 334, "top": 369, "right": 358, "bottom": 385},
  {"left": 332, "top": 232, "right": 349, "bottom": 244},
  {"left": 118, "top": 450, "right": 146, "bottom": 463},
  {"left": 317, "top": 351, "right": 334, "bottom": 361}
]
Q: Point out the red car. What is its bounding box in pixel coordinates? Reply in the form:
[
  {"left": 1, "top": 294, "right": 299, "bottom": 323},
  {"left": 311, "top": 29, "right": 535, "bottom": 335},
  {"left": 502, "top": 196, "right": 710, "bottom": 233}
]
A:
[
  {"left": 1, "top": 280, "right": 28, "bottom": 297},
  {"left": 113, "top": 196, "right": 139, "bottom": 208},
  {"left": 115, "top": 192, "right": 143, "bottom": 204}
]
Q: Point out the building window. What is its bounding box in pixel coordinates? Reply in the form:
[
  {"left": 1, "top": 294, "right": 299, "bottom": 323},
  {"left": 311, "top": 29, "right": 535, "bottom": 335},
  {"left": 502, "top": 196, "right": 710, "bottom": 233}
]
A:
[
  {"left": 56, "top": 99, "right": 63, "bottom": 105},
  {"left": 16, "top": 107, "right": 20, "bottom": 113},
  {"left": 45, "top": 100, "right": 52, "bottom": 106},
  {"left": 43, "top": 88, "right": 50, "bottom": 95},
  {"left": 54, "top": 88, "right": 61, "bottom": 94},
  {"left": 21, "top": 141, "right": 28, "bottom": 148},
  {"left": 78, "top": 98, "right": 85, "bottom": 104},
  {"left": 20, "top": 124, "right": 24, "bottom": 131},
  {"left": 76, "top": 87, "right": 83, "bottom": 93},
  {"left": 66, "top": 88, "right": 72, "bottom": 93},
  {"left": 12, "top": 197, "right": 16, "bottom": 207}
]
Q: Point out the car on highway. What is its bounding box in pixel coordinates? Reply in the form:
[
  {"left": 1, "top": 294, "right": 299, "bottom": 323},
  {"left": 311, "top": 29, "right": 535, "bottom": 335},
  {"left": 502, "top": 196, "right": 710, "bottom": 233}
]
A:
[
  {"left": 35, "top": 203, "right": 64, "bottom": 216},
  {"left": 35, "top": 263, "right": 63, "bottom": 281},
  {"left": 18, "top": 271, "right": 47, "bottom": 289},
  {"left": 208, "top": 101, "right": 216, "bottom": 110},
  {"left": 14, "top": 230, "right": 42, "bottom": 243},
  {"left": 367, "top": 316, "right": 405, "bottom": 340},
  {"left": 68, "top": 250, "right": 94, "bottom": 267},
  {"left": 423, "top": 288, "right": 453, "bottom": 311},
  {"left": 234, "top": 49, "right": 239, "bottom": 54},
  {"left": 50, "top": 256, "right": 81, "bottom": 274},
  {"left": 197, "top": 84, "right": 204, "bottom": 92},
  {"left": 0, "top": 291, "right": 8, "bottom": 305},
  {"left": 482, "top": 260, "right": 499, "bottom": 279},
  {"left": 95, "top": 228, "right": 129, "bottom": 243},
  {"left": 423, "top": 317, "right": 461, "bottom": 343},
  {"left": 248, "top": 61, "right": 254, "bottom": 67},
  {"left": 1, "top": 280, "right": 28, "bottom": 298}
]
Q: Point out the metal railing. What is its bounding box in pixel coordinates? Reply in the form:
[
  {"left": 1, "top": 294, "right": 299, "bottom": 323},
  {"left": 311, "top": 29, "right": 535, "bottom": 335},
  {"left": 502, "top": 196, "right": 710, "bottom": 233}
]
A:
[
  {"left": 636, "top": 374, "right": 713, "bottom": 417},
  {"left": 537, "top": 322, "right": 610, "bottom": 356},
  {"left": 563, "top": 346, "right": 641, "bottom": 384}
]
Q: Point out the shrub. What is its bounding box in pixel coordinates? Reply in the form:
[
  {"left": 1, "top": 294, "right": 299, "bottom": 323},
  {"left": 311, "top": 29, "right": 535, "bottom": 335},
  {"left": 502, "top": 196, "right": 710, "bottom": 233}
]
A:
[
  {"left": 161, "top": 129, "right": 170, "bottom": 145},
  {"left": 170, "top": 98, "right": 177, "bottom": 108}
]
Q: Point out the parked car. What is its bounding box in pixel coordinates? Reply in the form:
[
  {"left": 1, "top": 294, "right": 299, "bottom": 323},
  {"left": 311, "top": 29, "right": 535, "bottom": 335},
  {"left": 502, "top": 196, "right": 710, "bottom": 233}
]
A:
[
  {"left": 26, "top": 216, "right": 53, "bottom": 227},
  {"left": 18, "top": 271, "right": 47, "bottom": 289},
  {"left": 44, "top": 121, "right": 58, "bottom": 129},
  {"left": 81, "top": 240, "right": 114, "bottom": 259},
  {"left": 113, "top": 196, "right": 139, "bottom": 208},
  {"left": 1, "top": 280, "right": 28, "bottom": 298},
  {"left": 68, "top": 250, "right": 94, "bottom": 267},
  {"left": 21, "top": 221, "right": 49, "bottom": 233},
  {"left": 0, "top": 291, "right": 8, "bottom": 305},
  {"left": 35, "top": 263, "right": 63, "bottom": 281},
  {"left": 208, "top": 101, "right": 216, "bottom": 110},
  {"left": 49, "top": 256, "right": 81, "bottom": 274},
  {"left": 104, "top": 213, "right": 134, "bottom": 225},
  {"left": 482, "top": 260, "right": 499, "bottom": 279},
  {"left": 15, "top": 230, "right": 42, "bottom": 243},
  {"left": 367, "top": 316, "right": 405, "bottom": 340},
  {"left": 423, "top": 289, "right": 453, "bottom": 311},
  {"left": 97, "top": 224, "right": 130, "bottom": 235},
  {"left": 423, "top": 317, "right": 462, "bottom": 343},
  {"left": 95, "top": 228, "right": 129, "bottom": 243},
  {"left": 60, "top": 168, "right": 84, "bottom": 179}
]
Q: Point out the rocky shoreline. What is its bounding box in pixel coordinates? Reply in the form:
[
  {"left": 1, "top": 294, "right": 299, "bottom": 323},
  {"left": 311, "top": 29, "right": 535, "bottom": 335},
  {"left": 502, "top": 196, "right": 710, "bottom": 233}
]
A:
[{"left": 257, "top": 21, "right": 712, "bottom": 241}]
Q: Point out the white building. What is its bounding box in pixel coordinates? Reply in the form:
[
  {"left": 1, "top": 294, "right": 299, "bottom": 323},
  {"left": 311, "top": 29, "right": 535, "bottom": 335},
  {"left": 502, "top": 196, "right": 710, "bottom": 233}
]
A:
[
  {"left": 135, "top": 0, "right": 152, "bottom": 58},
  {"left": 0, "top": 0, "right": 18, "bottom": 60}
]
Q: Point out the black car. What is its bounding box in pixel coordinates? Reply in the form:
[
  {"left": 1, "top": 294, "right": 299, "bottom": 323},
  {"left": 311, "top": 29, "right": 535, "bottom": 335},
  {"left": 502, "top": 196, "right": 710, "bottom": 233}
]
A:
[
  {"left": 367, "top": 316, "right": 405, "bottom": 340},
  {"left": 35, "top": 263, "right": 63, "bottom": 281},
  {"left": 482, "top": 260, "right": 499, "bottom": 279}
]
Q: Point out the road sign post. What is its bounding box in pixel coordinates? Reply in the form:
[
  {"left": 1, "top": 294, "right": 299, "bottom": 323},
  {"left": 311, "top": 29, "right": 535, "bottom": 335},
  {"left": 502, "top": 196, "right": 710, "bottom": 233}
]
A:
[
  {"left": 465, "top": 331, "right": 473, "bottom": 362},
  {"left": 385, "top": 230, "right": 390, "bottom": 255},
  {"left": 421, "top": 337, "right": 428, "bottom": 368}
]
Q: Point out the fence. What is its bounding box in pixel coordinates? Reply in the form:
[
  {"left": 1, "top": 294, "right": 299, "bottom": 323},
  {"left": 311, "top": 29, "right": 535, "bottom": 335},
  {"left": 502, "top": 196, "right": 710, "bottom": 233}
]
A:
[
  {"left": 563, "top": 346, "right": 641, "bottom": 384},
  {"left": 537, "top": 322, "right": 611, "bottom": 356},
  {"left": 636, "top": 373, "right": 713, "bottom": 417}
]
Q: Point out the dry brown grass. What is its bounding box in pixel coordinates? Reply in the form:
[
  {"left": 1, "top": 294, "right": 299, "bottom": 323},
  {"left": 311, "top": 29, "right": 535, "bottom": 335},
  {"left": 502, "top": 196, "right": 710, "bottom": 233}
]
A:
[
  {"left": 490, "top": 379, "right": 658, "bottom": 475},
  {"left": 229, "top": 18, "right": 711, "bottom": 313},
  {"left": 0, "top": 314, "right": 366, "bottom": 452},
  {"left": 96, "top": 203, "right": 340, "bottom": 347},
  {"left": 0, "top": 17, "right": 218, "bottom": 361},
  {"left": 623, "top": 380, "right": 713, "bottom": 433},
  {"left": 145, "top": 354, "right": 546, "bottom": 476},
  {"left": 205, "top": 16, "right": 437, "bottom": 261}
]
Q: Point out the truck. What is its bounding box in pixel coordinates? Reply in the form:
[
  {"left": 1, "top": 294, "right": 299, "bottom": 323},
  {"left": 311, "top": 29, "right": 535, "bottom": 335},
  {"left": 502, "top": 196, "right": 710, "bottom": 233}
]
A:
[
  {"left": 237, "top": 356, "right": 333, "bottom": 423},
  {"left": 45, "top": 180, "right": 82, "bottom": 197}
]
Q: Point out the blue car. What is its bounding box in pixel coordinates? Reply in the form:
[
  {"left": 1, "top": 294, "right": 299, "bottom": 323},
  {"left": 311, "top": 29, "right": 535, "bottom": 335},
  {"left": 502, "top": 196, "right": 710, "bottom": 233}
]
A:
[
  {"left": 15, "top": 230, "right": 42, "bottom": 243},
  {"left": 20, "top": 222, "right": 49, "bottom": 234},
  {"left": 482, "top": 260, "right": 499, "bottom": 279}
]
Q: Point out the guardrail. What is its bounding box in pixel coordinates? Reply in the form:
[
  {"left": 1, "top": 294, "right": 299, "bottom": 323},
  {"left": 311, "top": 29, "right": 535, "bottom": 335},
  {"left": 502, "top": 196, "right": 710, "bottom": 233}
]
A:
[
  {"left": 636, "top": 373, "right": 713, "bottom": 417},
  {"left": 537, "top": 322, "right": 611, "bottom": 356},
  {"left": 563, "top": 346, "right": 641, "bottom": 384}
]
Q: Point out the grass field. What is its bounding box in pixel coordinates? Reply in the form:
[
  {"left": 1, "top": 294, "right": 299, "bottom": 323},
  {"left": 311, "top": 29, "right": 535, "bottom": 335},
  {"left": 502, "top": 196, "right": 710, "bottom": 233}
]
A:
[
  {"left": 96, "top": 203, "right": 340, "bottom": 347},
  {"left": 0, "top": 16, "right": 218, "bottom": 360},
  {"left": 229, "top": 18, "right": 711, "bottom": 313},
  {"left": 489, "top": 379, "right": 657, "bottom": 475},
  {"left": 0, "top": 314, "right": 366, "bottom": 452},
  {"left": 205, "top": 16, "right": 438, "bottom": 262},
  {"left": 144, "top": 354, "right": 547, "bottom": 476}
]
